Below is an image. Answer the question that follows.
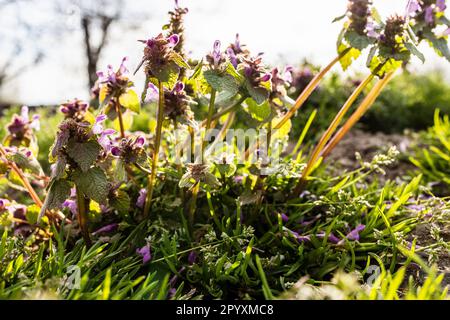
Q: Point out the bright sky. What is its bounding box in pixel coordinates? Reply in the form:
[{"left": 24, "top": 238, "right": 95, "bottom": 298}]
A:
[{"left": 2, "top": 0, "right": 450, "bottom": 105}]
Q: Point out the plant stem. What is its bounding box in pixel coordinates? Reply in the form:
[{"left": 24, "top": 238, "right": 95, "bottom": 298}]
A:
[
  {"left": 205, "top": 89, "right": 217, "bottom": 133},
  {"left": 321, "top": 72, "right": 395, "bottom": 159},
  {"left": 116, "top": 100, "right": 126, "bottom": 139},
  {"left": 0, "top": 145, "right": 43, "bottom": 207},
  {"left": 189, "top": 89, "right": 217, "bottom": 224},
  {"left": 143, "top": 80, "right": 165, "bottom": 218},
  {"left": 76, "top": 186, "right": 91, "bottom": 247},
  {"left": 294, "top": 74, "right": 374, "bottom": 194}
]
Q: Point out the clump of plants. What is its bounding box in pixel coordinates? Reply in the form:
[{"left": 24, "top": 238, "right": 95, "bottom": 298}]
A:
[{"left": 0, "top": 0, "right": 449, "bottom": 300}]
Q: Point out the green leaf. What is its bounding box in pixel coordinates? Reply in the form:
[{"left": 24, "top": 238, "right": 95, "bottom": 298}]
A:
[
  {"left": 345, "top": 30, "right": 372, "bottom": 50},
  {"left": 109, "top": 189, "right": 130, "bottom": 215},
  {"left": 203, "top": 70, "right": 239, "bottom": 97},
  {"left": 405, "top": 42, "right": 425, "bottom": 63},
  {"left": 8, "top": 151, "right": 43, "bottom": 175},
  {"left": 119, "top": 89, "right": 140, "bottom": 113},
  {"left": 67, "top": 140, "right": 101, "bottom": 172},
  {"left": 245, "top": 98, "right": 271, "bottom": 122},
  {"left": 245, "top": 80, "right": 269, "bottom": 105},
  {"left": 170, "top": 51, "right": 190, "bottom": 69},
  {"left": 423, "top": 31, "right": 450, "bottom": 62},
  {"left": 72, "top": 167, "right": 109, "bottom": 203},
  {"left": 338, "top": 44, "right": 361, "bottom": 71},
  {"left": 150, "top": 61, "right": 180, "bottom": 89},
  {"left": 39, "top": 179, "right": 72, "bottom": 220},
  {"left": 332, "top": 13, "right": 346, "bottom": 23},
  {"left": 51, "top": 155, "right": 67, "bottom": 179}
]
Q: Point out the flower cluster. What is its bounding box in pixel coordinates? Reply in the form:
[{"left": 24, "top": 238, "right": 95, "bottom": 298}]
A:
[
  {"left": 60, "top": 99, "right": 88, "bottom": 122},
  {"left": 241, "top": 55, "right": 271, "bottom": 89},
  {"left": 378, "top": 15, "right": 406, "bottom": 54},
  {"left": 97, "top": 57, "right": 132, "bottom": 101},
  {"left": 111, "top": 135, "right": 147, "bottom": 164},
  {"left": 135, "top": 33, "right": 180, "bottom": 78},
  {"left": 165, "top": 0, "right": 188, "bottom": 56},
  {"left": 163, "top": 82, "right": 192, "bottom": 122},
  {"left": 409, "top": 0, "right": 447, "bottom": 26},
  {"left": 226, "top": 34, "right": 250, "bottom": 68},
  {"left": 206, "top": 40, "right": 227, "bottom": 71},
  {"left": 269, "top": 66, "right": 293, "bottom": 108},
  {"left": 347, "top": 0, "right": 372, "bottom": 36},
  {"left": 5, "top": 106, "right": 40, "bottom": 147}
]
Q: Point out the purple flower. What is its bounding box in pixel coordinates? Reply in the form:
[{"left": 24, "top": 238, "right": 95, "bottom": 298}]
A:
[
  {"left": 63, "top": 199, "right": 78, "bottom": 216},
  {"left": 145, "top": 83, "right": 159, "bottom": 103},
  {"left": 137, "top": 245, "right": 151, "bottom": 264},
  {"left": 188, "top": 251, "right": 197, "bottom": 265},
  {"left": 366, "top": 21, "right": 380, "bottom": 39},
  {"left": 136, "top": 188, "right": 147, "bottom": 209},
  {"left": 316, "top": 231, "right": 340, "bottom": 244},
  {"left": 92, "top": 114, "right": 107, "bottom": 135},
  {"left": 259, "top": 73, "right": 272, "bottom": 82},
  {"left": 290, "top": 230, "right": 310, "bottom": 243},
  {"left": 227, "top": 48, "right": 238, "bottom": 68},
  {"left": 92, "top": 223, "right": 119, "bottom": 235},
  {"left": 111, "top": 146, "right": 121, "bottom": 157},
  {"left": 168, "top": 34, "right": 180, "bottom": 47},
  {"left": 407, "top": 204, "right": 425, "bottom": 212},
  {"left": 345, "top": 224, "right": 365, "bottom": 241},
  {"left": 281, "top": 213, "right": 289, "bottom": 223},
  {"left": 437, "top": 0, "right": 447, "bottom": 11},
  {"left": 407, "top": 0, "right": 421, "bottom": 16},
  {"left": 212, "top": 40, "right": 222, "bottom": 66},
  {"left": 444, "top": 27, "right": 450, "bottom": 35},
  {"left": 135, "top": 135, "right": 145, "bottom": 148},
  {"left": 425, "top": 6, "right": 435, "bottom": 24},
  {"left": 98, "top": 129, "right": 116, "bottom": 151}
]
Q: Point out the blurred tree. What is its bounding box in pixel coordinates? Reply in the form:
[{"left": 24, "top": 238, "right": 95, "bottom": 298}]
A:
[{"left": 56, "top": 0, "right": 147, "bottom": 92}]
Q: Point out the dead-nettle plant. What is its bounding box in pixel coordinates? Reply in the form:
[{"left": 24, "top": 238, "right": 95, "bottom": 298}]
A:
[
  {"left": 293, "top": 0, "right": 450, "bottom": 196},
  {"left": 4, "top": 0, "right": 450, "bottom": 246},
  {"left": 97, "top": 57, "right": 141, "bottom": 138},
  {"left": 0, "top": 107, "right": 51, "bottom": 219}
]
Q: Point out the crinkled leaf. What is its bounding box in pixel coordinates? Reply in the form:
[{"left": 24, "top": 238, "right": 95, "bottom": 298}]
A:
[
  {"left": 67, "top": 140, "right": 101, "bottom": 172},
  {"left": 204, "top": 70, "right": 239, "bottom": 97},
  {"left": 8, "top": 151, "right": 43, "bottom": 175},
  {"left": 51, "top": 154, "right": 67, "bottom": 179},
  {"left": 345, "top": 30, "right": 372, "bottom": 50},
  {"left": 245, "top": 80, "right": 269, "bottom": 105},
  {"left": 119, "top": 89, "right": 140, "bottom": 113},
  {"left": 39, "top": 179, "right": 71, "bottom": 220},
  {"left": 51, "top": 129, "right": 70, "bottom": 159},
  {"left": 72, "top": 167, "right": 108, "bottom": 203}
]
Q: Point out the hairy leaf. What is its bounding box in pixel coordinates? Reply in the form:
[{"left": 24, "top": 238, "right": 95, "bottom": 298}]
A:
[
  {"left": 39, "top": 179, "right": 71, "bottom": 220},
  {"left": 72, "top": 167, "right": 108, "bottom": 203},
  {"left": 67, "top": 140, "right": 101, "bottom": 172}
]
